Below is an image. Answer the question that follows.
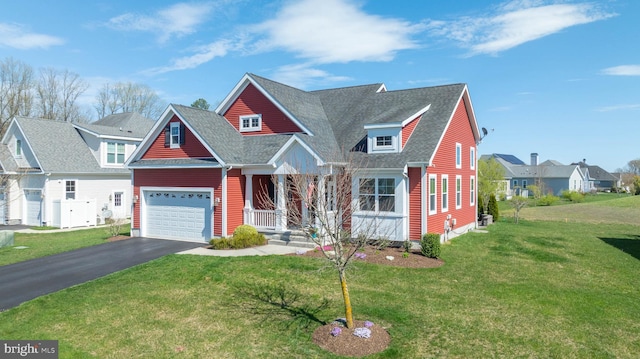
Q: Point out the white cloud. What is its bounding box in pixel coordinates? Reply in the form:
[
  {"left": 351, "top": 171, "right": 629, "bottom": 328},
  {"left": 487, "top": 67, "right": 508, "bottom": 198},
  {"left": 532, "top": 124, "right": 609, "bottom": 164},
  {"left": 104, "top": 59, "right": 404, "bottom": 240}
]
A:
[
  {"left": 250, "top": 0, "right": 421, "bottom": 63},
  {"left": 0, "top": 23, "right": 64, "bottom": 49},
  {"left": 106, "top": 2, "right": 214, "bottom": 43},
  {"left": 596, "top": 104, "right": 640, "bottom": 112},
  {"left": 143, "top": 40, "right": 234, "bottom": 75},
  {"left": 270, "top": 63, "right": 351, "bottom": 89},
  {"left": 427, "top": 0, "right": 615, "bottom": 56},
  {"left": 601, "top": 65, "right": 640, "bottom": 76}
]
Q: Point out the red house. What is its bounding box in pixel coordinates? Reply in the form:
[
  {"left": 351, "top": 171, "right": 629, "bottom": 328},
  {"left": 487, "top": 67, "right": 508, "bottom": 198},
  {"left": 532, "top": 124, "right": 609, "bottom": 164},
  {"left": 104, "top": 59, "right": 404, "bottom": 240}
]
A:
[{"left": 126, "top": 73, "right": 481, "bottom": 243}]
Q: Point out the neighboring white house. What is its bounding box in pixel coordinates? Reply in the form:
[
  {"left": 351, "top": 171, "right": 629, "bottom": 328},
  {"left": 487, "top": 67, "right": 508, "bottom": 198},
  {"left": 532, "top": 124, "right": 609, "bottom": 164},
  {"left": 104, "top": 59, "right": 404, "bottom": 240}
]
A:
[{"left": 0, "top": 113, "right": 154, "bottom": 227}]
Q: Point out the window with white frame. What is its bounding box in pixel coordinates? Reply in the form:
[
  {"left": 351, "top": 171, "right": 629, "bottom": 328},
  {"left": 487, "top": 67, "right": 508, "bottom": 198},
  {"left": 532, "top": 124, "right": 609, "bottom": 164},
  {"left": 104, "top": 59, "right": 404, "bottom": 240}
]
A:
[
  {"left": 114, "top": 192, "right": 123, "bottom": 207},
  {"left": 470, "top": 176, "right": 475, "bottom": 205},
  {"left": 170, "top": 122, "right": 181, "bottom": 148},
  {"left": 441, "top": 175, "right": 448, "bottom": 212},
  {"left": 107, "top": 142, "right": 126, "bottom": 164},
  {"left": 358, "top": 177, "right": 395, "bottom": 212},
  {"left": 375, "top": 135, "right": 392, "bottom": 147},
  {"left": 16, "top": 139, "right": 22, "bottom": 157},
  {"left": 240, "top": 114, "right": 262, "bottom": 132},
  {"left": 456, "top": 176, "right": 462, "bottom": 209},
  {"left": 65, "top": 180, "right": 76, "bottom": 200},
  {"left": 470, "top": 147, "right": 475, "bottom": 169},
  {"left": 456, "top": 143, "right": 462, "bottom": 169},
  {"left": 429, "top": 175, "right": 437, "bottom": 214}
]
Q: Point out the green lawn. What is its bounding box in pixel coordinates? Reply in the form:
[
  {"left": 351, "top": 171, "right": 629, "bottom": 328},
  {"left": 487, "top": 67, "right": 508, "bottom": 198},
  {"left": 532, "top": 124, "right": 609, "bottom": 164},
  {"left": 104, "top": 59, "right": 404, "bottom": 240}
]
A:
[
  {"left": 1, "top": 200, "right": 639, "bottom": 358},
  {"left": 0, "top": 224, "right": 130, "bottom": 266}
]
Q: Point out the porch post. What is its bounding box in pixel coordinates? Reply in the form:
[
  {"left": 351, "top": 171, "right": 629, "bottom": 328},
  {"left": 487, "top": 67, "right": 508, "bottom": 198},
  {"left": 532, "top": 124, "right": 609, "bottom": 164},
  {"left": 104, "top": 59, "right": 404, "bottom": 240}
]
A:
[
  {"left": 275, "top": 174, "right": 286, "bottom": 231},
  {"left": 243, "top": 174, "right": 253, "bottom": 225},
  {"left": 316, "top": 175, "right": 326, "bottom": 230}
]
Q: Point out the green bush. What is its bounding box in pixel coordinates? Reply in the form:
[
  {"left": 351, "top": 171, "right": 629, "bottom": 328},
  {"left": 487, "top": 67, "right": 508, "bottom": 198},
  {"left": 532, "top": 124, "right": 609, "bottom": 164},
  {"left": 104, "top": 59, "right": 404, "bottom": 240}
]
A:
[
  {"left": 209, "top": 225, "right": 266, "bottom": 249},
  {"left": 537, "top": 194, "right": 559, "bottom": 206},
  {"left": 420, "top": 233, "right": 441, "bottom": 259},
  {"left": 477, "top": 196, "right": 485, "bottom": 216},
  {"left": 488, "top": 194, "right": 499, "bottom": 222},
  {"left": 569, "top": 191, "right": 585, "bottom": 203}
]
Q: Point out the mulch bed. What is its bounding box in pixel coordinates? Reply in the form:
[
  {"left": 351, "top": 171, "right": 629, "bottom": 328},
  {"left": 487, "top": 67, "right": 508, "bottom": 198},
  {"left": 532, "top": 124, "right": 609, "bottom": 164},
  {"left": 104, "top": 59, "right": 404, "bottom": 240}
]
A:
[
  {"left": 293, "top": 245, "right": 445, "bottom": 269},
  {"left": 107, "top": 235, "right": 130, "bottom": 242}
]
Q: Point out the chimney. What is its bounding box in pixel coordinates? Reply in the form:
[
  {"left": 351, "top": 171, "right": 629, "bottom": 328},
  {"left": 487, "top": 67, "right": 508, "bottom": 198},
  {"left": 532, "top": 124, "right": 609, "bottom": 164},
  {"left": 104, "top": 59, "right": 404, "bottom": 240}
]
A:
[{"left": 531, "top": 153, "right": 539, "bottom": 166}]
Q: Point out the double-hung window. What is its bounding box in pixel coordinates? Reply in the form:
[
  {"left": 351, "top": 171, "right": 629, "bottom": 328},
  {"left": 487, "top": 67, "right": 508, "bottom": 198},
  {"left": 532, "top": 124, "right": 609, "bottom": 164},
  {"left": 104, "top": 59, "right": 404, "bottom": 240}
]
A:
[
  {"left": 358, "top": 178, "right": 395, "bottom": 212},
  {"left": 170, "top": 122, "right": 181, "bottom": 147},
  {"left": 456, "top": 176, "right": 462, "bottom": 209},
  {"left": 376, "top": 136, "right": 392, "bottom": 147},
  {"left": 470, "top": 176, "right": 475, "bottom": 206},
  {"left": 455, "top": 143, "right": 462, "bottom": 169},
  {"left": 65, "top": 180, "right": 76, "bottom": 200},
  {"left": 441, "top": 175, "right": 449, "bottom": 212},
  {"left": 107, "top": 142, "right": 125, "bottom": 164},
  {"left": 429, "top": 175, "right": 437, "bottom": 214},
  {"left": 470, "top": 147, "right": 475, "bottom": 169}
]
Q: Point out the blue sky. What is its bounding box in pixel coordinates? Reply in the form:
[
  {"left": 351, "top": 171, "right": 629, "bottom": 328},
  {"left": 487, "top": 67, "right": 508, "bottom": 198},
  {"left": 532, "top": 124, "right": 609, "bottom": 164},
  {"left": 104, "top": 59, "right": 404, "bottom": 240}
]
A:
[{"left": 0, "top": 0, "right": 637, "bottom": 171}]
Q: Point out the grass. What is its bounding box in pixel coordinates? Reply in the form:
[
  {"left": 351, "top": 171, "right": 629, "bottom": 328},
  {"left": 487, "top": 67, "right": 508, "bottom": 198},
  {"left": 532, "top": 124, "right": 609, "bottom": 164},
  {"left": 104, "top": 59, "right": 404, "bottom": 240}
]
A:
[
  {"left": 1, "top": 198, "right": 639, "bottom": 357},
  {"left": 0, "top": 224, "right": 130, "bottom": 266}
]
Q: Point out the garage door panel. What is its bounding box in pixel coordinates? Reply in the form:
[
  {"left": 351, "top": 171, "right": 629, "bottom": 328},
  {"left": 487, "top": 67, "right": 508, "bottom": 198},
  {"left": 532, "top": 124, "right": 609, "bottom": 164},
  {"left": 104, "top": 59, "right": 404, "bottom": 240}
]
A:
[{"left": 143, "top": 190, "right": 212, "bottom": 242}]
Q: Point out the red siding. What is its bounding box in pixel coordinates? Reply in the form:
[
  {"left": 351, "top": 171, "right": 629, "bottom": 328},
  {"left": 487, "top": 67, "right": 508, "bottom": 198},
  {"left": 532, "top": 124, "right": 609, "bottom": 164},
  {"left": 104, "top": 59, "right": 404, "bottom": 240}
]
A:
[
  {"left": 402, "top": 115, "right": 421, "bottom": 149},
  {"left": 408, "top": 167, "right": 422, "bottom": 240},
  {"left": 132, "top": 168, "right": 223, "bottom": 235},
  {"left": 141, "top": 116, "right": 211, "bottom": 159},
  {"left": 223, "top": 83, "right": 302, "bottom": 135},
  {"left": 427, "top": 95, "right": 477, "bottom": 234},
  {"left": 226, "top": 169, "right": 245, "bottom": 235}
]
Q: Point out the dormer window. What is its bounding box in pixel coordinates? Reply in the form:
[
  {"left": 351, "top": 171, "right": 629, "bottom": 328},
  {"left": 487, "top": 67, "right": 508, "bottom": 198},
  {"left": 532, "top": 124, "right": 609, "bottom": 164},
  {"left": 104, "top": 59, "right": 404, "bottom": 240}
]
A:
[
  {"left": 15, "top": 139, "right": 21, "bottom": 157},
  {"left": 107, "top": 142, "right": 126, "bottom": 164},
  {"left": 164, "top": 122, "right": 185, "bottom": 148},
  {"left": 240, "top": 114, "right": 261, "bottom": 132},
  {"left": 376, "top": 136, "right": 392, "bottom": 147}
]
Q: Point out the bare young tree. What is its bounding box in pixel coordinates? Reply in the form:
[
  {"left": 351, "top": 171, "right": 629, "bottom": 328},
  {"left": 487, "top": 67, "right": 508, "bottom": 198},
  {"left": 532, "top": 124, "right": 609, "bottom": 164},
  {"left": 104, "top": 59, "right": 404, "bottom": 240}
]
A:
[
  {"left": 94, "top": 82, "right": 165, "bottom": 119},
  {"left": 35, "top": 67, "right": 89, "bottom": 122},
  {"left": 0, "top": 57, "right": 34, "bottom": 135},
  {"left": 509, "top": 195, "right": 528, "bottom": 224},
  {"left": 257, "top": 156, "right": 392, "bottom": 329}
]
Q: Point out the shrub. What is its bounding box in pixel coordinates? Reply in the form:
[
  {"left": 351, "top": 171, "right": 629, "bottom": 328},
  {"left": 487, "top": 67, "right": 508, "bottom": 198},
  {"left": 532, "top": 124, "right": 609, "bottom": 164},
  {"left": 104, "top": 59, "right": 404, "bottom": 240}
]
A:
[
  {"left": 569, "top": 191, "right": 585, "bottom": 203},
  {"left": 420, "top": 233, "right": 441, "bottom": 259},
  {"left": 231, "top": 224, "right": 266, "bottom": 248},
  {"left": 537, "top": 194, "right": 559, "bottom": 206},
  {"left": 402, "top": 239, "right": 412, "bottom": 253},
  {"left": 488, "top": 194, "right": 500, "bottom": 222},
  {"left": 477, "top": 196, "right": 484, "bottom": 216},
  {"left": 209, "top": 225, "right": 266, "bottom": 249}
]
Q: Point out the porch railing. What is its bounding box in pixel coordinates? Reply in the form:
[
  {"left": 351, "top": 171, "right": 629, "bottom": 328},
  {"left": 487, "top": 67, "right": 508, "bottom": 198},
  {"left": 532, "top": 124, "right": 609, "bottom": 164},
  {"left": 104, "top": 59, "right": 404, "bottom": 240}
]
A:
[{"left": 244, "top": 208, "right": 280, "bottom": 230}]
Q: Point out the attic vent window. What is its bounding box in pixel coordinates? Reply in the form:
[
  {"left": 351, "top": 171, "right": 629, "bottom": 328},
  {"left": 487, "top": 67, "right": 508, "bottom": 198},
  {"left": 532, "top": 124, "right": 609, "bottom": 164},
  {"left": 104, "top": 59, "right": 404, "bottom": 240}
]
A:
[{"left": 239, "top": 114, "right": 262, "bottom": 132}]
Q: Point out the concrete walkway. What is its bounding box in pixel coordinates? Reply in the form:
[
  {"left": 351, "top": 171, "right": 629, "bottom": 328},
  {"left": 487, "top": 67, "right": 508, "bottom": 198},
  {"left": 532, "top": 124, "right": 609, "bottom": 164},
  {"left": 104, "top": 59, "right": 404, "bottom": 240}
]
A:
[{"left": 178, "top": 245, "right": 310, "bottom": 256}]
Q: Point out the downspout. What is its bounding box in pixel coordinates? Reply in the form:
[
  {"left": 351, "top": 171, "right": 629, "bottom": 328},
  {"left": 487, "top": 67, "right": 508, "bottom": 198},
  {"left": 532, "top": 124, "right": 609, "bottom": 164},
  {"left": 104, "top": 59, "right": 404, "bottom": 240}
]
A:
[{"left": 402, "top": 165, "right": 409, "bottom": 241}]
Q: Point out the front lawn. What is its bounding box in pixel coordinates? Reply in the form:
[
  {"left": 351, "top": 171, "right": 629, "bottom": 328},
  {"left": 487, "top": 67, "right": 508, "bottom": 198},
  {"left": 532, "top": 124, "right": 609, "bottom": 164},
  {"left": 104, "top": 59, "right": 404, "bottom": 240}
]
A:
[
  {"left": 1, "top": 219, "right": 639, "bottom": 358},
  {"left": 0, "top": 224, "right": 130, "bottom": 266}
]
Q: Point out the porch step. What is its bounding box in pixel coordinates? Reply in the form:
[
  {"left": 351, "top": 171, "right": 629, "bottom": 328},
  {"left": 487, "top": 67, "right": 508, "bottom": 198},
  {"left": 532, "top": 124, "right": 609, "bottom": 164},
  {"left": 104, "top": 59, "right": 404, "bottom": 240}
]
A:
[{"left": 263, "top": 230, "right": 318, "bottom": 249}]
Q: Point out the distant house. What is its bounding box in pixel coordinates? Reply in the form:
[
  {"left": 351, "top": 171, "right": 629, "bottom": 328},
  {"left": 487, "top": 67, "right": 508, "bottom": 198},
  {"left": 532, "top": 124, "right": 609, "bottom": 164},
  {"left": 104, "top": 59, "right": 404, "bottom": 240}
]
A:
[
  {"left": 571, "top": 160, "right": 620, "bottom": 191},
  {"left": 481, "top": 153, "right": 585, "bottom": 197},
  {"left": 0, "top": 113, "right": 154, "bottom": 226},
  {"left": 126, "top": 73, "right": 482, "bottom": 243}
]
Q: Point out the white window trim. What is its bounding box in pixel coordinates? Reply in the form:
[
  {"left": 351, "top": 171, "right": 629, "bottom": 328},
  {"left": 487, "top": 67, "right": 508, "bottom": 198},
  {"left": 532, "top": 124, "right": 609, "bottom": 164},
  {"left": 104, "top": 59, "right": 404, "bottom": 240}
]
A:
[
  {"left": 441, "top": 174, "right": 449, "bottom": 213},
  {"left": 470, "top": 175, "right": 475, "bottom": 206},
  {"left": 470, "top": 147, "right": 475, "bottom": 169},
  {"left": 455, "top": 175, "right": 462, "bottom": 209},
  {"left": 357, "top": 177, "right": 396, "bottom": 213},
  {"left": 106, "top": 141, "right": 126, "bottom": 165},
  {"left": 64, "top": 179, "right": 77, "bottom": 200},
  {"left": 15, "top": 139, "right": 22, "bottom": 158},
  {"left": 455, "top": 143, "right": 462, "bottom": 169},
  {"left": 374, "top": 135, "right": 393, "bottom": 149},
  {"left": 239, "top": 114, "right": 262, "bottom": 132},
  {"left": 170, "top": 122, "right": 181, "bottom": 148},
  {"left": 429, "top": 174, "right": 437, "bottom": 215}
]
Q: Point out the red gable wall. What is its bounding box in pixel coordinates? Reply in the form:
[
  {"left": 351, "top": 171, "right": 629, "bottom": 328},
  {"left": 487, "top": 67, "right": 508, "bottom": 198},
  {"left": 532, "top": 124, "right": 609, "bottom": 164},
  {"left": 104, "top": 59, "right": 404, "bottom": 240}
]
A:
[
  {"left": 141, "top": 116, "right": 211, "bottom": 159},
  {"left": 426, "top": 95, "right": 477, "bottom": 235},
  {"left": 402, "top": 115, "right": 421, "bottom": 149},
  {"left": 223, "top": 83, "right": 302, "bottom": 135}
]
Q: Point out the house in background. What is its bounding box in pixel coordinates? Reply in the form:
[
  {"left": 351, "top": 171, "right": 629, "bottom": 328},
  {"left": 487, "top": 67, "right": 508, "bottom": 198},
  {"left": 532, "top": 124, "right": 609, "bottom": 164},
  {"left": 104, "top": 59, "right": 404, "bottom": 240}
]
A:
[
  {"left": 481, "top": 153, "right": 585, "bottom": 197},
  {"left": 0, "top": 113, "right": 154, "bottom": 226},
  {"left": 126, "top": 73, "right": 481, "bottom": 243},
  {"left": 571, "top": 160, "right": 620, "bottom": 191}
]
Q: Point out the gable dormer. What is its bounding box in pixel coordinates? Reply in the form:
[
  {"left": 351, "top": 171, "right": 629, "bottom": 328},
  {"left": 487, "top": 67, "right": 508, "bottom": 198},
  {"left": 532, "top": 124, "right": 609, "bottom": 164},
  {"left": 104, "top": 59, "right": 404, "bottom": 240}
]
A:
[{"left": 363, "top": 109, "right": 426, "bottom": 154}]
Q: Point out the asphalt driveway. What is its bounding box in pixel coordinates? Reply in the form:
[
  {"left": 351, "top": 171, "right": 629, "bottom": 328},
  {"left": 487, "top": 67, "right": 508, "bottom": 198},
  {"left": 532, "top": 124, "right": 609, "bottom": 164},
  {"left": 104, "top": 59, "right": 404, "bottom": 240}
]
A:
[{"left": 0, "top": 237, "right": 204, "bottom": 310}]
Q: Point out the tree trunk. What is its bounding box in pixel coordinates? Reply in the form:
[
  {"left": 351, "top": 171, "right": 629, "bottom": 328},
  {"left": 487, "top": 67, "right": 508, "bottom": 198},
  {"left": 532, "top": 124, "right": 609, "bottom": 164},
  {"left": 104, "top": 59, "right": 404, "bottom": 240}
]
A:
[{"left": 339, "top": 270, "right": 354, "bottom": 328}]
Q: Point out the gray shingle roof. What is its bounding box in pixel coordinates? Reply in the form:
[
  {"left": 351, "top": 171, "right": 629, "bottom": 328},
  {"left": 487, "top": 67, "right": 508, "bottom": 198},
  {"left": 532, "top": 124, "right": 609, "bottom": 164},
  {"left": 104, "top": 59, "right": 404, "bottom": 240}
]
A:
[
  {"left": 12, "top": 117, "right": 128, "bottom": 174},
  {"left": 75, "top": 112, "right": 155, "bottom": 138},
  {"left": 135, "top": 74, "right": 471, "bottom": 169}
]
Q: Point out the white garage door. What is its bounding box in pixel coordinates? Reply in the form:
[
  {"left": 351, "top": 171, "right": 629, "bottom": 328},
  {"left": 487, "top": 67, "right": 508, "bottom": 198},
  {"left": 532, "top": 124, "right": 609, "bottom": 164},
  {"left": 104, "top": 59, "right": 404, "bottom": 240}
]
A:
[
  {"left": 24, "top": 189, "right": 42, "bottom": 226},
  {"left": 143, "top": 190, "right": 212, "bottom": 242}
]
